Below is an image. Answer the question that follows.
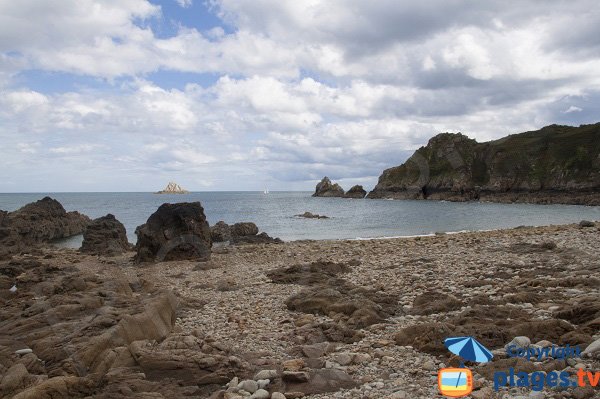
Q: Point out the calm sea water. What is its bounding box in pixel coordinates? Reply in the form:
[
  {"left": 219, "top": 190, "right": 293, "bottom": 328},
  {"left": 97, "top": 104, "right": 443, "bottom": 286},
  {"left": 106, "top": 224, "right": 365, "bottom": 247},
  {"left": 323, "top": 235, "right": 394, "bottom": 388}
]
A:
[{"left": 1, "top": 192, "right": 599, "bottom": 247}]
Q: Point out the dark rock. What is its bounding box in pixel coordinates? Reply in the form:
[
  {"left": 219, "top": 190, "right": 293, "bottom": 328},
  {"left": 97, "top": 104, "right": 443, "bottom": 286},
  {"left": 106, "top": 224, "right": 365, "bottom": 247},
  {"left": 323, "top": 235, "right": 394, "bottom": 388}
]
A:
[
  {"left": 210, "top": 221, "right": 231, "bottom": 242},
  {"left": 231, "top": 232, "right": 282, "bottom": 245},
  {"left": 312, "top": 177, "right": 345, "bottom": 197},
  {"left": 343, "top": 185, "right": 366, "bottom": 199},
  {"left": 80, "top": 214, "right": 131, "bottom": 256},
  {"left": 267, "top": 261, "right": 351, "bottom": 285},
  {"left": 285, "top": 283, "right": 396, "bottom": 329},
  {"left": 411, "top": 291, "right": 463, "bottom": 315},
  {"left": 0, "top": 197, "right": 90, "bottom": 258},
  {"left": 295, "top": 212, "right": 329, "bottom": 219},
  {"left": 135, "top": 202, "right": 211, "bottom": 262},
  {"left": 579, "top": 220, "right": 595, "bottom": 227},
  {"left": 210, "top": 221, "right": 282, "bottom": 245},
  {"left": 231, "top": 222, "right": 259, "bottom": 237},
  {"left": 394, "top": 322, "right": 456, "bottom": 355}
]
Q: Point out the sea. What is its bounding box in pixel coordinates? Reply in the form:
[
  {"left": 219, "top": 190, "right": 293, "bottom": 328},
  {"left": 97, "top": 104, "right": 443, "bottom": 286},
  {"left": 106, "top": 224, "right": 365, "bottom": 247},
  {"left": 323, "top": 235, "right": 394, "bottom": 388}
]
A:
[{"left": 1, "top": 192, "right": 599, "bottom": 248}]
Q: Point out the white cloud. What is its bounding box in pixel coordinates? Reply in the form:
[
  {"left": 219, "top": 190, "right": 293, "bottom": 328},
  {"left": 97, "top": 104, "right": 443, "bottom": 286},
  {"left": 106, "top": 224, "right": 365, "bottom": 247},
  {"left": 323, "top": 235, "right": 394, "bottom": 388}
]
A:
[
  {"left": 175, "top": 0, "right": 193, "bottom": 8},
  {"left": 564, "top": 105, "right": 583, "bottom": 113},
  {"left": 1, "top": 1, "right": 600, "bottom": 191}
]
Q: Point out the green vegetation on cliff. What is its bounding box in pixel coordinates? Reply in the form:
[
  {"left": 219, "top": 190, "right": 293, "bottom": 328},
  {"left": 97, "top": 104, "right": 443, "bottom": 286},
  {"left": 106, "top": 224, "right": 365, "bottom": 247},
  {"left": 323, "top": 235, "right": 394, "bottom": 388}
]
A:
[{"left": 367, "top": 123, "right": 600, "bottom": 205}]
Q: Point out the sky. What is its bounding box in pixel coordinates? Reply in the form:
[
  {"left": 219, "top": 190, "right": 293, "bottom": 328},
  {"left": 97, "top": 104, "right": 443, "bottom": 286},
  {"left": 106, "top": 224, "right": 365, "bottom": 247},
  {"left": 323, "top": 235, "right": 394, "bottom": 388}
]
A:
[{"left": 1, "top": 0, "right": 600, "bottom": 192}]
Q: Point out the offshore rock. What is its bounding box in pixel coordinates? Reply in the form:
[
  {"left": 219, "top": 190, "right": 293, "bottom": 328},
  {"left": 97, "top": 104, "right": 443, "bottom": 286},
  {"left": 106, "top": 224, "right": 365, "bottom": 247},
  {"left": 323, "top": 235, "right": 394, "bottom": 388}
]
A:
[
  {"left": 343, "top": 185, "right": 367, "bottom": 199},
  {"left": 155, "top": 182, "right": 189, "bottom": 194},
  {"left": 312, "top": 177, "right": 345, "bottom": 197}
]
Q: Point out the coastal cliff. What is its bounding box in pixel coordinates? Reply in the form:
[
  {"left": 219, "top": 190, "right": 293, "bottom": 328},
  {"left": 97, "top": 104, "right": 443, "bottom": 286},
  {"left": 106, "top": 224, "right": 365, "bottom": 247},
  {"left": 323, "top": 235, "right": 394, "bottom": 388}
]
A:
[{"left": 367, "top": 123, "right": 600, "bottom": 205}]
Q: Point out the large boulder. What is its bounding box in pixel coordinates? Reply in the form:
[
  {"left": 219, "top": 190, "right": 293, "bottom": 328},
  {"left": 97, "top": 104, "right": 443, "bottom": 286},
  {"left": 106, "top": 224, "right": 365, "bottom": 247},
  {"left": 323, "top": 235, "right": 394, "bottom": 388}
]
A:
[
  {"left": 343, "top": 185, "right": 366, "bottom": 199},
  {"left": 231, "top": 222, "right": 259, "bottom": 237},
  {"left": 0, "top": 197, "right": 90, "bottom": 258},
  {"left": 80, "top": 214, "right": 131, "bottom": 256},
  {"left": 135, "top": 202, "right": 211, "bottom": 262},
  {"left": 210, "top": 221, "right": 232, "bottom": 242},
  {"left": 312, "top": 177, "right": 345, "bottom": 197}
]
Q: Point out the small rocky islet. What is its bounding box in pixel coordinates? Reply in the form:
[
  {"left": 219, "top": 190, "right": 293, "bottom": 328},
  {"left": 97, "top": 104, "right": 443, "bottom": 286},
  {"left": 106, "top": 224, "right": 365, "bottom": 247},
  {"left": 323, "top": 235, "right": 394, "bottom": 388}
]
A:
[{"left": 0, "top": 197, "right": 599, "bottom": 398}]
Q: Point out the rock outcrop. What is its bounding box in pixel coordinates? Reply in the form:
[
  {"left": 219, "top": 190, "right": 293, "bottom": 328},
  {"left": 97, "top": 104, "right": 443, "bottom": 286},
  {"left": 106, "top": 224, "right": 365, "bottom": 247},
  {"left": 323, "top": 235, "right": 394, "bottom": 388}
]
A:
[
  {"left": 0, "top": 252, "right": 248, "bottom": 398},
  {"left": 135, "top": 202, "right": 211, "bottom": 262},
  {"left": 312, "top": 177, "right": 345, "bottom": 197},
  {"left": 210, "top": 221, "right": 282, "bottom": 245},
  {"left": 367, "top": 123, "right": 600, "bottom": 205},
  {"left": 0, "top": 197, "right": 90, "bottom": 259},
  {"left": 343, "top": 185, "right": 366, "bottom": 199},
  {"left": 155, "top": 182, "right": 189, "bottom": 194},
  {"left": 80, "top": 214, "right": 131, "bottom": 256}
]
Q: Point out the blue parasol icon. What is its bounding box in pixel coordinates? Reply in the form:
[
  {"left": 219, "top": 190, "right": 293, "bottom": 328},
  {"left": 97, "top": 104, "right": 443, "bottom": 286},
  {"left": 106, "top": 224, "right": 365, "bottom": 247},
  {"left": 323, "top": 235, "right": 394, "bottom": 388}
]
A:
[{"left": 444, "top": 336, "right": 493, "bottom": 363}]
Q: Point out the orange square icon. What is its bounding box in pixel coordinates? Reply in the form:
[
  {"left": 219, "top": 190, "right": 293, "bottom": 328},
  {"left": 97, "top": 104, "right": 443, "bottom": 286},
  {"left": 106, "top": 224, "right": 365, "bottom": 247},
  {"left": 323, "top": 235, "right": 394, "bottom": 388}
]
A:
[{"left": 438, "top": 367, "right": 473, "bottom": 397}]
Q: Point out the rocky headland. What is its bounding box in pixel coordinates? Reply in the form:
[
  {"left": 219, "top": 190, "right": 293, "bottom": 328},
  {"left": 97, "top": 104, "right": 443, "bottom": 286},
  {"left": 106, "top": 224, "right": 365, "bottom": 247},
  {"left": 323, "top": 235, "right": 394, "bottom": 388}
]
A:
[
  {"left": 367, "top": 123, "right": 600, "bottom": 205},
  {"left": 1, "top": 198, "right": 599, "bottom": 399}
]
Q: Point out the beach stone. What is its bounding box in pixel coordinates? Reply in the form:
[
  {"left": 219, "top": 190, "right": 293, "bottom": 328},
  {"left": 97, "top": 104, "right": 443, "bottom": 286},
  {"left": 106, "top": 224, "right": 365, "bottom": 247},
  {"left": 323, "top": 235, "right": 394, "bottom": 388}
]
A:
[
  {"left": 256, "top": 379, "right": 270, "bottom": 389},
  {"left": 237, "top": 380, "right": 258, "bottom": 394},
  {"left": 283, "top": 359, "right": 305, "bottom": 371},
  {"left": 135, "top": 202, "right": 211, "bottom": 262},
  {"left": 582, "top": 338, "right": 600, "bottom": 356},
  {"left": 254, "top": 370, "right": 277, "bottom": 380},
  {"left": 249, "top": 389, "right": 270, "bottom": 399},
  {"left": 505, "top": 336, "right": 531, "bottom": 351},
  {"left": 80, "top": 214, "right": 130, "bottom": 255},
  {"left": 301, "top": 342, "right": 333, "bottom": 358},
  {"left": 227, "top": 376, "right": 239, "bottom": 388},
  {"left": 271, "top": 393, "right": 287, "bottom": 399},
  {"left": 333, "top": 353, "right": 353, "bottom": 366}
]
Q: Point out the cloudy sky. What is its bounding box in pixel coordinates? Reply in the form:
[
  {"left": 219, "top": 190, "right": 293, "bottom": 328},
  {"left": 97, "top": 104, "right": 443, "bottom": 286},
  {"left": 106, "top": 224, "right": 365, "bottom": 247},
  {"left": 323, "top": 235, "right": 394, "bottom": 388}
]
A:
[{"left": 1, "top": 0, "right": 599, "bottom": 192}]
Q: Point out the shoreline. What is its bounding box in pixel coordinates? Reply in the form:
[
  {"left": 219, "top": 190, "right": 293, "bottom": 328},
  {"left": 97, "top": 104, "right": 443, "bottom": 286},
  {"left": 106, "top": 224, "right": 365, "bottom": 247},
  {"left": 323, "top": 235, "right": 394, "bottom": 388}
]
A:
[{"left": 1, "top": 220, "right": 599, "bottom": 398}]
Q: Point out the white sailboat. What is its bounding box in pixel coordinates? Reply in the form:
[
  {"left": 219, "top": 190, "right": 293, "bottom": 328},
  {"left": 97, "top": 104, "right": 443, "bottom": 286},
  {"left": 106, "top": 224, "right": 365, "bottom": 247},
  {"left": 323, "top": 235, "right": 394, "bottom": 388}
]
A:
[{"left": 263, "top": 189, "right": 269, "bottom": 194}]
